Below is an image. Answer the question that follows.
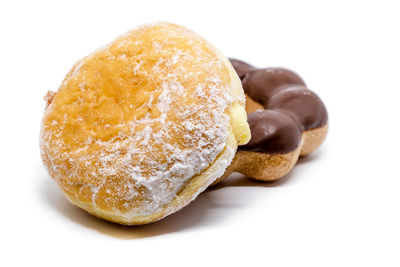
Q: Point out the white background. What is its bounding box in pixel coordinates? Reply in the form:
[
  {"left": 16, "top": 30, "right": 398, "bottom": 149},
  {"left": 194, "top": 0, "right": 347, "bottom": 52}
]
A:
[{"left": 1, "top": 0, "right": 399, "bottom": 266}]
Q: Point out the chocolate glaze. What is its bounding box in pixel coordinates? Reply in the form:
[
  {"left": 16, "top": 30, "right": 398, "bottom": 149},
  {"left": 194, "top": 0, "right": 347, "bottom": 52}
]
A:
[
  {"left": 229, "top": 58, "right": 328, "bottom": 154},
  {"left": 243, "top": 68, "right": 306, "bottom": 105},
  {"left": 229, "top": 58, "right": 257, "bottom": 80},
  {"left": 268, "top": 85, "right": 328, "bottom": 131},
  {"left": 240, "top": 110, "right": 302, "bottom": 153}
]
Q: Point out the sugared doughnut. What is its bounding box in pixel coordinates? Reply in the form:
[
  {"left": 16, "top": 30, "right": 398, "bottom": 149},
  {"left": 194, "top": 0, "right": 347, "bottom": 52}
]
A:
[
  {"left": 213, "top": 59, "right": 328, "bottom": 184},
  {"left": 40, "top": 23, "right": 250, "bottom": 225}
]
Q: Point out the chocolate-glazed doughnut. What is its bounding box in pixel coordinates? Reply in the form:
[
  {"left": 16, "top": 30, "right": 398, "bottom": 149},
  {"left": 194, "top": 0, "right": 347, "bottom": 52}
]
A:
[{"left": 213, "top": 59, "right": 328, "bottom": 183}]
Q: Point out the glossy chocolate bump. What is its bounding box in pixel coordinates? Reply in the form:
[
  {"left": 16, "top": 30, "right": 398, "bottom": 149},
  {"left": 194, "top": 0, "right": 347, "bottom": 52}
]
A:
[
  {"left": 239, "top": 110, "right": 302, "bottom": 154},
  {"left": 268, "top": 86, "right": 328, "bottom": 131},
  {"left": 231, "top": 59, "right": 328, "bottom": 155},
  {"left": 242, "top": 68, "right": 306, "bottom": 106},
  {"left": 229, "top": 58, "right": 256, "bottom": 79}
]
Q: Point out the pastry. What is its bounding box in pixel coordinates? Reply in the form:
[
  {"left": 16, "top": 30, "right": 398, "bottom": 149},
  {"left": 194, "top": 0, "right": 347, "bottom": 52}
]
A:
[
  {"left": 40, "top": 23, "right": 250, "bottom": 225},
  {"left": 213, "top": 59, "right": 328, "bottom": 184}
]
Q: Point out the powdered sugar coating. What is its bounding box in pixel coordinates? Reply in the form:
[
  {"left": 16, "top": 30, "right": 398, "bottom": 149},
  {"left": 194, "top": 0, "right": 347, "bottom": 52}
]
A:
[{"left": 40, "top": 22, "right": 243, "bottom": 219}]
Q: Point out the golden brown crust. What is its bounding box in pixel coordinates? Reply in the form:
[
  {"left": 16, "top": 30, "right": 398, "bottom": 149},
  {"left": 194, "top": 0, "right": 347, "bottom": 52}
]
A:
[
  {"left": 300, "top": 124, "right": 328, "bottom": 156},
  {"left": 212, "top": 146, "right": 301, "bottom": 184},
  {"left": 234, "top": 148, "right": 301, "bottom": 181}
]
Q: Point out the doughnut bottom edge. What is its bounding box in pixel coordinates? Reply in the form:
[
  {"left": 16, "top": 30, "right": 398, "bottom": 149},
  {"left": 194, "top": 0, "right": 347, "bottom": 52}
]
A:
[
  {"left": 61, "top": 130, "right": 237, "bottom": 225},
  {"left": 211, "top": 146, "right": 301, "bottom": 185},
  {"left": 300, "top": 124, "right": 328, "bottom": 156},
  {"left": 211, "top": 123, "right": 328, "bottom": 185}
]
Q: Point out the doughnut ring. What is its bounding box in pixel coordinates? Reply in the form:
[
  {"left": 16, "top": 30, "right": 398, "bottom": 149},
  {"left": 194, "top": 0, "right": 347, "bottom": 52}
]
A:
[{"left": 213, "top": 59, "right": 328, "bottom": 184}]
